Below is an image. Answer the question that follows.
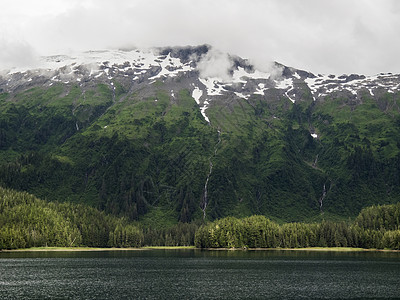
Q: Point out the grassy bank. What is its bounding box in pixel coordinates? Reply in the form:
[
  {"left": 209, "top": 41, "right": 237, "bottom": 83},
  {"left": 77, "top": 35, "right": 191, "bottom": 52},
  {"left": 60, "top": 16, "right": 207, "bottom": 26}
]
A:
[
  {"left": 142, "top": 246, "right": 196, "bottom": 250},
  {"left": 1, "top": 247, "right": 146, "bottom": 252},
  {"left": 2, "top": 246, "right": 196, "bottom": 252},
  {"left": 248, "top": 247, "right": 398, "bottom": 252},
  {"left": 204, "top": 247, "right": 400, "bottom": 252},
  {"left": 2, "top": 246, "right": 399, "bottom": 252}
]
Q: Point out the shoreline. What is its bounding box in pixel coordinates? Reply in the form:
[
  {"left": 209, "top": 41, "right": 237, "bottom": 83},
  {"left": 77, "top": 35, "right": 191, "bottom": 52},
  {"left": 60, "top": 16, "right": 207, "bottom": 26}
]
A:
[
  {"left": 1, "top": 247, "right": 146, "bottom": 252},
  {"left": 1, "top": 246, "right": 399, "bottom": 253},
  {"left": 204, "top": 247, "right": 400, "bottom": 252},
  {"left": 1, "top": 246, "right": 196, "bottom": 252}
]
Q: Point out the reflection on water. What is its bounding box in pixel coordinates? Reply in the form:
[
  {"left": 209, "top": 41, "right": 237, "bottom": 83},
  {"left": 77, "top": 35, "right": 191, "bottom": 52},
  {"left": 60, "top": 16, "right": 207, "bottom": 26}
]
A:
[{"left": 0, "top": 249, "right": 399, "bottom": 299}]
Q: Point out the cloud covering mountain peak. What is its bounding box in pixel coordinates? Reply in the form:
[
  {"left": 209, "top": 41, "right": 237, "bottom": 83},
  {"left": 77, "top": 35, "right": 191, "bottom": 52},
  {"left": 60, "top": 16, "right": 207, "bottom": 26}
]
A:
[{"left": 1, "top": 0, "right": 400, "bottom": 75}]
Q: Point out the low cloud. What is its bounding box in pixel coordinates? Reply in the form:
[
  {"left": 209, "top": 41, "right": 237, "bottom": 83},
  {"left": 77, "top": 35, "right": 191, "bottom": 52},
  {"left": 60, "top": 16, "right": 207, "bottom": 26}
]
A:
[
  {"left": 197, "top": 49, "right": 233, "bottom": 81},
  {"left": 248, "top": 58, "right": 284, "bottom": 80},
  {"left": 1, "top": 0, "right": 400, "bottom": 75},
  {"left": 0, "top": 38, "right": 38, "bottom": 70}
]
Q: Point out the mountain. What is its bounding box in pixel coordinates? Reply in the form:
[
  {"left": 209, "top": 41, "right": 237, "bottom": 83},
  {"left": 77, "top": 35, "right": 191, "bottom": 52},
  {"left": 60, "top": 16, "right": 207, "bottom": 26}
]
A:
[{"left": 1, "top": 45, "right": 400, "bottom": 224}]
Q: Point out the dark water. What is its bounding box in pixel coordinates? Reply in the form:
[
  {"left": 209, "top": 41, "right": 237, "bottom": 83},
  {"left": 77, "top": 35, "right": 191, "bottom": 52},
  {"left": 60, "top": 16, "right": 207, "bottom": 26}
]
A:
[{"left": 0, "top": 249, "right": 399, "bottom": 299}]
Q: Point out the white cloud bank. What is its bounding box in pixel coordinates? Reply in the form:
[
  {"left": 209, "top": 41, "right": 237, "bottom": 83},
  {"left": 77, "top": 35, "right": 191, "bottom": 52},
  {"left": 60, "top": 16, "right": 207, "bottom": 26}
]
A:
[
  {"left": 0, "top": 39, "right": 38, "bottom": 69},
  {"left": 197, "top": 49, "right": 233, "bottom": 81},
  {"left": 1, "top": 0, "right": 400, "bottom": 75}
]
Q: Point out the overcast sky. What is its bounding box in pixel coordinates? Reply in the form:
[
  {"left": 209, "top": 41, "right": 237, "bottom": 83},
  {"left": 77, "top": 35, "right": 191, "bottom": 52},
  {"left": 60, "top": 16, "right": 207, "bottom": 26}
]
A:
[{"left": 1, "top": 0, "right": 399, "bottom": 75}]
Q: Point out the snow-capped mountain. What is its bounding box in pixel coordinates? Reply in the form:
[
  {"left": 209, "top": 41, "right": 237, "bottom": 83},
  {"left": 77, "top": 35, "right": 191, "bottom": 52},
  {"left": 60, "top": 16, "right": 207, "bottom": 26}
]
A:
[
  {"left": 1, "top": 45, "right": 398, "bottom": 125},
  {"left": 1, "top": 45, "right": 400, "bottom": 223}
]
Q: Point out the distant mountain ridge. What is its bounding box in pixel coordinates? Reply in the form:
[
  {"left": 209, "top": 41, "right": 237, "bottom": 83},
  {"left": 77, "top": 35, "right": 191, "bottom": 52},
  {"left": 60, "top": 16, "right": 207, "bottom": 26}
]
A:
[
  {"left": 1, "top": 45, "right": 399, "bottom": 125},
  {"left": 0, "top": 45, "right": 399, "bottom": 224}
]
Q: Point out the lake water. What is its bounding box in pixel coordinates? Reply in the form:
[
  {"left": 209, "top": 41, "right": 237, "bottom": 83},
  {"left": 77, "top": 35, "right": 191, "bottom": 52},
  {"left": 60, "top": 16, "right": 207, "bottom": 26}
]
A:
[{"left": 0, "top": 249, "right": 399, "bottom": 299}]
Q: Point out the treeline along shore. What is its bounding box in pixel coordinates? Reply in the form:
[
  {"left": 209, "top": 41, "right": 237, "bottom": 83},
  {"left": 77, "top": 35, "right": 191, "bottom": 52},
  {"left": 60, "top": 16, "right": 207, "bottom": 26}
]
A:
[
  {"left": 1, "top": 187, "right": 400, "bottom": 250},
  {"left": 194, "top": 213, "right": 400, "bottom": 250}
]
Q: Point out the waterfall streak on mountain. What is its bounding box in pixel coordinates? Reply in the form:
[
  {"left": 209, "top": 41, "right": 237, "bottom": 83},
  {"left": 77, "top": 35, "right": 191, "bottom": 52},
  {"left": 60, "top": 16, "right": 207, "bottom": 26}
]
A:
[
  {"left": 202, "top": 129, "right": 221, "bottom": 219},
  {"left": 319, "top": 184, "right": 327, "bottom": 211}
]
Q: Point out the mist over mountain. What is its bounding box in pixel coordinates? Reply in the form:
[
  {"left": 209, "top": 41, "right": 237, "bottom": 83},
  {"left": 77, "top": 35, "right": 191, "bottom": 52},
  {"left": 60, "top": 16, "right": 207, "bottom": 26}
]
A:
[{"left": 1, "top": 45, "right": 399, "bottom": 224}]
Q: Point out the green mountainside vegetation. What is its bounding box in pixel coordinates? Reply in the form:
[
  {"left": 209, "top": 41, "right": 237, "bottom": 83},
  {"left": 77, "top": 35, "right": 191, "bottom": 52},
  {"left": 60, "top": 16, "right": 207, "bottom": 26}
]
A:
[
  {"left": 1, "top": 40, "right": 400, "bottom": 235},
  {"left": 1, "top": 81, "right": 400, "bottom": 225},
  {"left": 0, "top": 84, "right": 216, "bottom": 223},
  {"left": 2, "top": 46, "right": 400, "bottom": 250}
]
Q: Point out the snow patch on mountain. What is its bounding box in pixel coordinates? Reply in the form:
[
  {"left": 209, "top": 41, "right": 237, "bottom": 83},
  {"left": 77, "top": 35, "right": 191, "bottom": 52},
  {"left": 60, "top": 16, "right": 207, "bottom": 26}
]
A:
[
  {"left": 293, "top": 72, "right": 301, "bottom": 79},
  {"left": 254, "top": 83, "right": 268, "bottom": 95},
  {"left": 275, "top": 78, "right": 293, "bottom": 90},
  {"left": 275, "top": 78, "right": 295, "bottom": 103},
  {"left": 199, "top": 77, "right": 227, "bottom": 96},
  {"left": 200, "top": 100, "right": 211, "bottom": 123},
  {"left": 231, "top": 67, "right": 249, "bottom": 84},
  {"left": 232, "top": 67, "right": 270, "bottom": 83},
  {"left": 305, "top": 73, "right": 400, "bottom": 99},
  {"left": 29, "top": 50, "right": 160, "bottom": 74},
  {"left": 190, "top": 83, "right": 210, "bottom": 123},
  {"left": 3, "top": 49, "right": 196, "bottom": 87},
  {"left": 191, "top": 85, "right": 203, "bottom": 104},
  {"left": 148, "top": 53, "right": 193, "bottom": 80},
  {"left": 234, "top": 92, "right": 250, "bottom": 100}
]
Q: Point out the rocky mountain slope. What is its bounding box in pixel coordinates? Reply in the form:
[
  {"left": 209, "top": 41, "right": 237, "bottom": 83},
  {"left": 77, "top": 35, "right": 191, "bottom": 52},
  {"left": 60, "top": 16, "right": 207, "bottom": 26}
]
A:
[{"left": 1, "top": 45, "right": 399, "bottom": 224}]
